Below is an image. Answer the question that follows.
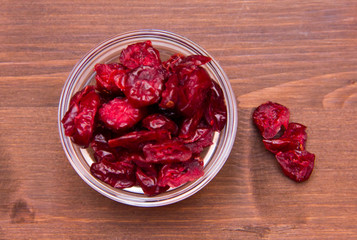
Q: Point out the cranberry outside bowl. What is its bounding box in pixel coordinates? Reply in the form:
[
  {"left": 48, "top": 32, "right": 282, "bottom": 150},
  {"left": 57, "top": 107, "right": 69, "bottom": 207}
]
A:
[{"left": 58, "top": 30, "right": 237, "bottom": 207}]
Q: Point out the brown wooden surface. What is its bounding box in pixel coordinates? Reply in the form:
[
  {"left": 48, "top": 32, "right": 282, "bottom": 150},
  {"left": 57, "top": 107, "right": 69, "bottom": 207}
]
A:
[{"left": 1, "top": 0, "right": 357, "bottom": 239}]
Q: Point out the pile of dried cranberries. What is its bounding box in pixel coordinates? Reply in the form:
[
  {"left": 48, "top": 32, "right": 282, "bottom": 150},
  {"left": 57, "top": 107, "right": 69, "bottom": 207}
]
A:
[
  {"left": 61, "top": 41, "right": 227, "bottom": 196},
  {"left": 253, "top": 101, "right": 315, "bottom": 182}
]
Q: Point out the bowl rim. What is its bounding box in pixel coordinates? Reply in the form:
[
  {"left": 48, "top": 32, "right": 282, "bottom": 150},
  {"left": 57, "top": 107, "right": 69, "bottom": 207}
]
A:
[{"left": 58, "top": 29, "right": 238, "bottom": 207}]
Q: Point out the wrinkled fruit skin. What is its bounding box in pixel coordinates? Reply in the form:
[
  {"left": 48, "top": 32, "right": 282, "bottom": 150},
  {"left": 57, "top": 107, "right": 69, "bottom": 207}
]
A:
[
  {"left": 275, "top": 150, "right": 315, "bottom": 182},
  {"left": 253, "top": 101, "right": 290, "bottom": 139},
  {"left": 124, "top": 66, "right": 165, "bottom": 107},
  {"left": 158, "top": 157, "right": 204, "bottom": 188},
  {"left": 263, "top": 122, "right": 307, "bottom": 154},
  {"left": 253, "top": 102, "right": 315, "bottom": 183},
  {"left": 205, "top": 81, "right": 227, "bottom": 131},
  {"left": 99, "top": 98, "right": 144, "bottom": 132},
  {"left": 90, "top": 131, "right": 118, "bottom": 162},
  {"left": 61, "top": 86, "right": 100, "bottom": 147},
  {"left": 142, "top": 113, "right": 178, "bottom": 136},
  {"left": 119, "top": 40, "right": 161, "bottom": 69},
  {"left": 90, "top": 159, "right": 136, "bottom": 189},
  {"left": 95, "top": 63, "right": 127, "bottom": 94},
  {"left": 108, "top": 130, "right": 171, "bottom": 150},
  {"left": 136, "top": 167, "right": 169, "bottom": 196},
  {"left": 61, "top": 41, "right": 228, "bottom": 196},
  {"left": 143, "top": 140, "right": 192, "bottom": 163},
  {"left": 176, "top": 66, "right": 212, "bottom": 117}
]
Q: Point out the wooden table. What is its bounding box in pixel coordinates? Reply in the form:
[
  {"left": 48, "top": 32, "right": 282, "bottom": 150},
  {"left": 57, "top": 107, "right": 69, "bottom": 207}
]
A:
[{"left": 1, "top": 0, "right": 356, "bottom": 239}]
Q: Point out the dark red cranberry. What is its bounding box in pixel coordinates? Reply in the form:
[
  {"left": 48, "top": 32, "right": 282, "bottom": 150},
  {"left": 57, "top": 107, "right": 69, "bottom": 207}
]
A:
[
  {"left": 123, "top": 66, "right": 165, "bottom": 107},
  {"left": 263, "top": 123, "right": 307, "bottom": 154},
  {"left": 136, "top": 167, "right": 169, "bottom": 196},
  {"left": 98, "top": 98, "right": 144, "bottom": 132},
  {"left": 275, "top": 150, "right": 315, "bottom": 182},
  {"left": 108, "top": 130, "right": 171, "bottom": 150},
  {"left": 61, "top": 86, "right": 100, "bottom": 147},
  {"left": 159, "top": 74, "right": 179, "bottom": 109},
  {"left": 205, "top": 81, "right": 227, "bottom": 131},
  {"left": 143, "top": 140, "right": 192, "bottom": 163},
  {"left": 94, "top": 63, "right": 127, "bottom": 94},
  {"left": 142, "top": 113, "right": 178, "bottom": 136},
  {"left": 90, "top": 159, "right": 136, "bottom": 189},
  {"left": 252, "top": 101, "right": 290, "bottom": 139},
  {"left": 184, "top": 126, "right": 214, "bottom": 154},
  {"left": 119, "top": 40, "right": 161, "bottom": 69},
  {"left": 176, "top": 67, "right": 212, "bottom": 117},
  {"left": 179, "top": 109, "right": 204, "bottom": 139},
  {"left": 158, "top": 157, "right": 204, "bottom": 188},
  {"left": 90, "top": 130, "right": 119, "bottom": 162}
]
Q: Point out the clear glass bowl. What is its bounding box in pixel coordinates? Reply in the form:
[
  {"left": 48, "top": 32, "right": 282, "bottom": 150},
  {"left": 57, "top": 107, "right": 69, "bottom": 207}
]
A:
[{"left": 58, "top": 30, "right": 237, "bottom": 207}]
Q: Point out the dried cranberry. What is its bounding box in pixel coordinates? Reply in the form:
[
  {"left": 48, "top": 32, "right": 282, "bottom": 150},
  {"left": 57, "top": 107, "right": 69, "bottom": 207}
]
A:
[
  {"left": 90, "top": 131, "right": 118, "bottom": 162},
  {"left": 136, "top": 167, "right": 169, "bottom": 196},
  {"left": 143, "top": 140, "right": 192, "bottom": 163},
  {"left": 142, "top": 113, "right": 178, "bottom": 136},
  {"left": 124, "top": 66, "right": 165, "bottom": 107},
  {"left": 263, "top": 123, "right": 307, "bottom": 154},
  {"left": 163, "top": 53, "right": 184, "bottom": 72},
  {"left": 94, "top": 63, "right": 127, "bottom": 94},
  {"left": 252, "top": 101, "right": 290, "bottom": 139},
  {"left": 175, "top": 55, "right": 211, "bottom": 79},
  {"left": 61, "top": 86, "right": 100, "bottom": 147},
  {"left": 158, "top": 157, "right": 204, "bottom": 188},
  {"left": 98, "top": 98, "right": 144, "bottom": 132},
  {"left": 179, "top": 109, "right": 204, "bottom": 139},
  {"left": 184, "top": 127, "right": 214, "bottom": 154},
  {"left": 177, "top": 67, "right": 212, "bottom": 117},
  {"left": 119, "top": 40, "right": 161, "bottom": 69},
  {"left": 108, "top": 130, "right": 171, "bottom": 149},
  {"left": 205, "top": 81, "right": 227, "bottom": 131},
  {"left": 159, "top": 74, "right": 179, "bottom": 109},
  {"left": 90, "top": 159, "right": 136, "bottom": 189},
  {"left": 275, "top": 150, "right": 315, "bottom": 182},
  {"left": 68, "top": 85, "right": 94, "bottom": 106},
  {"left": 179, "top": 55, "right": 211, "bottom": 67}
]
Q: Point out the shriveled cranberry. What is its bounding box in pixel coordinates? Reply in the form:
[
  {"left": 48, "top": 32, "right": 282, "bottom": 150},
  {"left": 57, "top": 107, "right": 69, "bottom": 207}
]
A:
[
  {"left": 61, "top": 86, "right": 100, "bottom": 147},
  {"left": 61, "top": 103, "right": 79, "bottom": 137},
  {"left": 179, "top": 109, "right": 204, "bottom": 139},
  {"left": 119, "top": 40, "right": 161, "bottom": 69},
  {"left": 180, "top": 55, "right": 211, "bottom": 67},
  {"left": 136, "top": 168, "right": 169, "bottom": 196},
  {"left": 90, "top": 159, "right": 136, "bottom": 189},
  {"left": 69, "top": 85, "right": 95, "bottom": 107},
  {"left": 175, "top": 55, "right": 211, "bottom": 79},
  {"left": 124, "top": 66, "right": 165, "bottom": 107},
  {"left": 275, "top": 150, "right": 315, "bottom": 182},
  {"left": 98, "top": 98, "right": 144, "bottom": 132},
  {"left": 143, "top": 140, "right": 192, "bottom": 163},
  {"left": 142, "top": 113, "right": 178, "bottom": 136},
  {"left": 205, "top": 81, "right": 227, "bottom": 131},
  {"left": 177, "top": 67, "right": 212, "bottom": 117},
  {"left": 263, "top": 123, "right": 307, "bottom": 154},
  {"left": 159, "top": 74, "right": 179, "bottom": 109},
  {"left": 184, "top": 127, "right": 214, "bottom": 154},
  {"left": 163, "top": 53, "right": 184, "bottom": 72},
  {"left": 90, "top": 130, "right": 119, "bottom": 162},
  {"left": 252, "top": 101, "right": 290, "bottom": 139},
  {"left": 108, "top": 129, "right": 171, "bottom": 149},
  {"left": 158, "top": 157, "right": 204, "bottom": 188},
  {"left": 94, "top": 63, "right": 127, "bottom": 94}
]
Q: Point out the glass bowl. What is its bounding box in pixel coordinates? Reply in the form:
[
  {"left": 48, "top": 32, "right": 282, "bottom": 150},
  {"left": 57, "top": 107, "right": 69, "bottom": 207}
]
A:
[{"left": 58, "top": 29, "right": 237, "bottom": 207}]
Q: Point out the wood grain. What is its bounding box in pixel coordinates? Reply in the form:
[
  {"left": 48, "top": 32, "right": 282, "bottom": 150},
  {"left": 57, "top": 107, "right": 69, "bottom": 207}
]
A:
[{"left": 1, "top": 0, "right": 356, "bottom": 239}]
